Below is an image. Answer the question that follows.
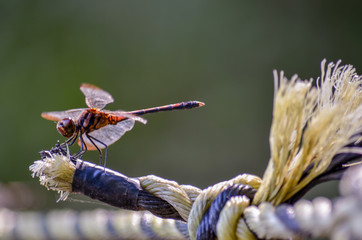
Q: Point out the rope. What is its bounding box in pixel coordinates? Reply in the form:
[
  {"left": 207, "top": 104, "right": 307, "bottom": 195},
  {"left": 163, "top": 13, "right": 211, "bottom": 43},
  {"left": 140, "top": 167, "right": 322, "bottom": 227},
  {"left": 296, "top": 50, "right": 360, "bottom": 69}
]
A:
[
  {"left": 25, "top": 59, "right": 362, "bottom": 239},
  {"left": 139, "top": 175, "right": 196, "bottom": 221},
  {"left": 4, "top": 164, "right": 362, "bottom": 239},
  {"left": 0, "top": 208, "right": 187, "bottom": 240},
  {"left": 187, "top": 174, "right": 261, "bottom": 239}
]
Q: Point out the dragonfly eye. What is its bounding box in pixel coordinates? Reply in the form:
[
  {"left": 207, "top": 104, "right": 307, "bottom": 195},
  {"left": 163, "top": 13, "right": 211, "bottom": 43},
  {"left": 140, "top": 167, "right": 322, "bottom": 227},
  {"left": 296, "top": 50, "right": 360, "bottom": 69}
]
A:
[{"left": 57, "top": 118, "right": 76, "bottom": 138}]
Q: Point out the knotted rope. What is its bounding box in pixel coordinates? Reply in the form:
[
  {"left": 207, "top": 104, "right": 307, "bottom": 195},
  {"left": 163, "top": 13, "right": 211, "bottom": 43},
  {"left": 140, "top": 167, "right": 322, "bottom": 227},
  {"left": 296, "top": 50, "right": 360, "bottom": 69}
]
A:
[{"left": 24, "top": 59, "right": 362, "bottom": 239}]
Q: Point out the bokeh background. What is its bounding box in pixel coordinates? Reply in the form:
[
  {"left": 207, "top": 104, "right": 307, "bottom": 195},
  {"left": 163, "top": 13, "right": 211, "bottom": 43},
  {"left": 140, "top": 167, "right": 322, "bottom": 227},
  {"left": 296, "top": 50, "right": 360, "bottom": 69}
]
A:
[{"left": 0, "top": 1, "right": 361, "bottom": 210}]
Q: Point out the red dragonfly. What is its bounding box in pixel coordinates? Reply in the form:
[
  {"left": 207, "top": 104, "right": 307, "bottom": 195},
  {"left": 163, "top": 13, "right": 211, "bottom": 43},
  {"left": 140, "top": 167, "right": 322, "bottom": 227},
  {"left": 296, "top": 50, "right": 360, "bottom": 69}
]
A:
[{"left": 42, "top": 83, "right": 205, "bottom": 165}]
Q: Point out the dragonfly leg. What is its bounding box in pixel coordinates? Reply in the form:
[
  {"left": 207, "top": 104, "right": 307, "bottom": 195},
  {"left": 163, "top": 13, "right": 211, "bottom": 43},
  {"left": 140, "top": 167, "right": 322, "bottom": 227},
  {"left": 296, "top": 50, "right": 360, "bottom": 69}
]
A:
[
  {"left": 59, "top": 134, "right": 77, "bottom": 147},
  {"left": 58, "top": 133, "right": 78, "bottom": 154},
  {"left": 67, "top": 134, "right": 78, "bottom": 146},
  {"left": 85, "top": 133, "right": 108, "bottom": 168},
  {"left": 73, "top": 134, "right": 87, "bottom": 159}
]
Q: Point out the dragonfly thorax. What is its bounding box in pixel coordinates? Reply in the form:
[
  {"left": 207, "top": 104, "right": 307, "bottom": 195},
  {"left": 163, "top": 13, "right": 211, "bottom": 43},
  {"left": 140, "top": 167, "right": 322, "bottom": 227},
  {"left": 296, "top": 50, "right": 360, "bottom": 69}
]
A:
[{"left": 57, "top": 118, "right": 77, "bottom": 138}]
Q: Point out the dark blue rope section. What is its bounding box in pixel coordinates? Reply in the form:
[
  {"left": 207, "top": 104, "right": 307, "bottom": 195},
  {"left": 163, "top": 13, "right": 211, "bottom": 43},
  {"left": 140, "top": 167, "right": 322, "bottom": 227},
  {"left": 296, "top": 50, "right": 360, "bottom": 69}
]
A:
[
  {"left": 275, "top": 204, "right": 306, "bottom": 236},
  {"left": 72, "top": 161, "right": 142, "bottom": 211},
  {"left": 72, "top": 160, "right": 183, "bottom": 220},
  {"left": 196, "top": 184, "right": 256, "bottom": 240}
]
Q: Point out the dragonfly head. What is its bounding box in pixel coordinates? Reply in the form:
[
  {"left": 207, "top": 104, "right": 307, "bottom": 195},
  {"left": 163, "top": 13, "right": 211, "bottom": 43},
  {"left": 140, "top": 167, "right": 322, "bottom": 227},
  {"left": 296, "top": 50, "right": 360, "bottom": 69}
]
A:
[{"left": 57, "top": 118, "right": 76, "bottom": 138}]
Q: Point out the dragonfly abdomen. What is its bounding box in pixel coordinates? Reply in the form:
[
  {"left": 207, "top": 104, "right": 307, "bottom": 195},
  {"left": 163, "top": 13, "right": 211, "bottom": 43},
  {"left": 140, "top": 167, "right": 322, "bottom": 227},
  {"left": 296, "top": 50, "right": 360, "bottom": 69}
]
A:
[
  {"left": 108, "top": 114, "right": 128, "bottom": 125},
  {"left": 128, "top": 101, "right": 205, "bottom": 116}
]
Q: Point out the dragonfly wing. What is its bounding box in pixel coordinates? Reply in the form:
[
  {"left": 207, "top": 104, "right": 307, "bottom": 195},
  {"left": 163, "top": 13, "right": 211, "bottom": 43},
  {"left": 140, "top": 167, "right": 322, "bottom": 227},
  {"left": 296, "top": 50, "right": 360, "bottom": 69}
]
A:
[
  {"left": 79, "top": 119, "right": 136, "bottom": 150},
  {"left": 80, "top": 84, "right": 114, "bottom": 109},
  {"left": 41, "top": 108, "right": 85, "bottom": 121}
]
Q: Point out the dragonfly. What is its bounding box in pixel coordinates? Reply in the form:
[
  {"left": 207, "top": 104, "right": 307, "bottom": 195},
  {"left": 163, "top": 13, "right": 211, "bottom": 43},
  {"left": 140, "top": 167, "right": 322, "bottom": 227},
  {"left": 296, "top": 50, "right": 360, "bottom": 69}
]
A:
[{"left": 41, "top": 83, "right": 205, "bottom": 165}]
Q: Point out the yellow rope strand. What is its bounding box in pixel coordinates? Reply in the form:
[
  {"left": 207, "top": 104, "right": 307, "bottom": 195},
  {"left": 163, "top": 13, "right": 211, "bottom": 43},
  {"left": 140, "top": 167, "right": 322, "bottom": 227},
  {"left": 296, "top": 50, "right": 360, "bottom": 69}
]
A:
[
  {"left": 139, "top": 175, "right": 198, "bottom": 221},
  {"left": 216, "top": 195, "right": 251, "bottom": 240},
  {"left": 253, "top": 59, "right": 362, "bottom": 205}
]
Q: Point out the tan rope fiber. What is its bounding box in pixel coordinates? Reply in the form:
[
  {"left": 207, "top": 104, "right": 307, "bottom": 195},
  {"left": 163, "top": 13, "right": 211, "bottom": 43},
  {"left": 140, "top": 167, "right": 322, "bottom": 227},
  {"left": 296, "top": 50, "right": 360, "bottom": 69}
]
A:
[
  {"left": 29, "top": 149, "right": 74, "bottom": 201},
  {"left": 253, "top": 59, "right": 362, "bottom": 205}
]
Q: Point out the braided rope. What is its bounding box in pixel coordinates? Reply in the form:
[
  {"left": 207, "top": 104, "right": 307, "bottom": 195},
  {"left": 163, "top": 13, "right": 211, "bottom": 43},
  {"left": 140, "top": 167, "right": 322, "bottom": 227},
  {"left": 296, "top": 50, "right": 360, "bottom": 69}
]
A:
[
  {"left": 7, "top": 164, "right": 362, "bottom": 239},
  {"left": 0, "top": 208, "right": 188, "bottom": 240},
  {"left": 25, "top": 59, "right": 362, "bottom": 239},
  {"left": 186, "top": 174, "right": 261, "bottom": 239},
  {"left": 139, "top": 173, "right": 261, "bottom": 239}
]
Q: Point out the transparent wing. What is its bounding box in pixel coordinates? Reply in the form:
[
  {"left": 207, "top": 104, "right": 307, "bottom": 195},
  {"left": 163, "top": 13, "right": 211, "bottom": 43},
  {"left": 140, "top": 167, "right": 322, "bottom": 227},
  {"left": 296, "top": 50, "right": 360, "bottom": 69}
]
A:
[
  {"left": 41, "top": 108, "right": 86, "bottom": 121},
  {"left": 79, "top": 119, "right": 136, "bottom": 150},
  {"left": 80, "top": 83, "right": 114, "bottom": 109}
]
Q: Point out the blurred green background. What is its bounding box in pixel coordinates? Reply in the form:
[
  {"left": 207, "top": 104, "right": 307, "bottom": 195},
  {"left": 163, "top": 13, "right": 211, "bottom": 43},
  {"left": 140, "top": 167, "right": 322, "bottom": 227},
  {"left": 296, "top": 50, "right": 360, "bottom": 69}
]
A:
[{"left": 0, "top": 1, "right": 361, "bottom": 209}]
